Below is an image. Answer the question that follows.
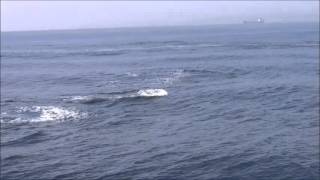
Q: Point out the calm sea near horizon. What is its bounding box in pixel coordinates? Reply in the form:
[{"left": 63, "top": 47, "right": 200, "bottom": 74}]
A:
[{"left": 1, "top": 22, "right": 319, "bottom": 180}]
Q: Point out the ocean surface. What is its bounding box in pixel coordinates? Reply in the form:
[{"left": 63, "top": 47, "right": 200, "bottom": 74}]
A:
[{"left": 1, "top": 23, "right": 319, "bottom": 180}]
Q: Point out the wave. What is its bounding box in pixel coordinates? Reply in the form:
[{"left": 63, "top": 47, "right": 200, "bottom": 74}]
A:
[
  {"left": 127, "top": 40, "right": 188, "bottom": 46},
  {"left": 182, "top": 68, "right": 249, "bottom": 80},
  {"left": 232, "top": 42, "right": 320, "bottom": 50},
  {"left": 1, "top": 42, "right": 221, "bottom": 59},
  {"left": 2, "top": 131, "right": 47, "bottom": 146},
  {"left": 65, "top": 88, "right": 168, "bottom": 104},
  {"left": 3, "top": 41, "right": 318, "bottom": 59},
  {"left": 1, "top": 106, "right": 87, "bottom": 123},
  {"left": 1, "top": 49, "right": 124, "bottom": 59}
]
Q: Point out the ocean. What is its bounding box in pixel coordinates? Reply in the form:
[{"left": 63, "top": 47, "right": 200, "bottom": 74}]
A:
[{"left": 1, "top": 22, "right": 319, "bottom": 180}]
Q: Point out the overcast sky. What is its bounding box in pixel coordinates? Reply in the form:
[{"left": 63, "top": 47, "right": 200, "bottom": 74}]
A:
[{"left": 1, "top": 1, "right": 319, "bottom": 31}]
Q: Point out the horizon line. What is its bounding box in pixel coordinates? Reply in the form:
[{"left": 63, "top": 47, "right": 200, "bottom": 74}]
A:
[{"left": 1, "top": 21, "right": 318, "bottom": 33}]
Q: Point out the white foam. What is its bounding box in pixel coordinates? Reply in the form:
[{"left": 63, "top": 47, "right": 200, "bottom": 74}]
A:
[
  {"left": 68, "top": 96, "right": 92, "bottom": 101},
  {"left": 70, "top": 96, "right": 87, "bottom": 101},
  {"left": 137, "top": 89, "right": 168, "bottom": 97},
  {"left": 126, "top": 72, "right": 139, "bottom": 77},
  {"left": 9, "top": 106, "right": 87, "bottom": 123}
]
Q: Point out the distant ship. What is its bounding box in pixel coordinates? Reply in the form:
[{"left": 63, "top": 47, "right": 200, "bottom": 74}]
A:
[{"left": 243, "top": 18, "right": 265, "bottom": 24}]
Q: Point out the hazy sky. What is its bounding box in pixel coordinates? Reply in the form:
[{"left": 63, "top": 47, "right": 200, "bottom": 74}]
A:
[{"left": 1, "top": 1, "right": 319, "bottom": 31}]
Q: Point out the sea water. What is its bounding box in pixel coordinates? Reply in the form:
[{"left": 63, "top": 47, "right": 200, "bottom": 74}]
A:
[{"left": 1, "top": 22, "right": 319, "bottom": 179}]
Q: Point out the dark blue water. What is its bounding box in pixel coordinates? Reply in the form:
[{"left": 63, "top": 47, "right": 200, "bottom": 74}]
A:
[{"left": 1, "top": 23, "right": 319, "bottom": 180}]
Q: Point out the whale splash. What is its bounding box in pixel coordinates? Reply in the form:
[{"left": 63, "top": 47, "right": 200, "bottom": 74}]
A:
[
  {"left": 1, "top": 106, "right": 88, "bottom": 123},
  {"left": 137, "top": 89, "right": 168, "bottom": 97}
]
